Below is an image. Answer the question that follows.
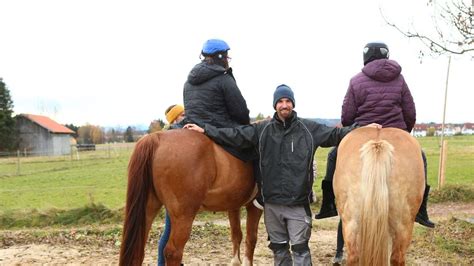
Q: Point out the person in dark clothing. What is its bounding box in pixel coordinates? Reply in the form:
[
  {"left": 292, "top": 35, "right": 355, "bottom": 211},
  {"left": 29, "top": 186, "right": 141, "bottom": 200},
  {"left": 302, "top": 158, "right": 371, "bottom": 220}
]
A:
[
  {"left": 183, "top": 38, "right": 260, "bottom": 206},
  {"left": 314, "top": 42, "right": 435, "bottom": 263},
  {"left": 183, "top": 39, "right": 250, "bottom": 129},
  {"left": 185, "top": 84, "right": 381, "bottom": 265}
]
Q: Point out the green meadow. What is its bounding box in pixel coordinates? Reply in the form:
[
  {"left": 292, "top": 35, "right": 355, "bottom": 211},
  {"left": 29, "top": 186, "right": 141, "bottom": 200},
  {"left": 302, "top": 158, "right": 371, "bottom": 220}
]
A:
[{"left": 0, "top": 135, "right": 473, "bottom": 214}]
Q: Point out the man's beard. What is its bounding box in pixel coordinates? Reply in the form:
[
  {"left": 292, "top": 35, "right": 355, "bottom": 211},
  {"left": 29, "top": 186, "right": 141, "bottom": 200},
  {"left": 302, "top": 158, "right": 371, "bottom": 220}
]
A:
[{"left": 278, "top": 108, "right": 292, "bottom": 119}]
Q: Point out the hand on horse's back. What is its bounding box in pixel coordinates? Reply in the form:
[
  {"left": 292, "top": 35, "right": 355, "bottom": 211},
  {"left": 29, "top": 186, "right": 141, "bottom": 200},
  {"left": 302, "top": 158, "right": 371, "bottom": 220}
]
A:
[
  {"left": 183, "top": 123, "right": 205, "bottom": 133},
  {"left": 364, "top": 123, "right": 382, "bottom": 129}
]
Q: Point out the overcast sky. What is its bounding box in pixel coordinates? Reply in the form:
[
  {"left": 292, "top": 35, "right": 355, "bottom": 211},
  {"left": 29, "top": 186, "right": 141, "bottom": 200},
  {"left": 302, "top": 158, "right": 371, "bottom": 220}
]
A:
[{"left": 1, "top": 0, "right": 472, "bottom": 128}]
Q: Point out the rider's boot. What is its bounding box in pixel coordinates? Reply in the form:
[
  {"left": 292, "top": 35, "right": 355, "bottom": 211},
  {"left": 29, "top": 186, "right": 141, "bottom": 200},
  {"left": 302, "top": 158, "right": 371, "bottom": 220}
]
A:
[
  {"left": 415, "top": 185, "right": 435, "bottom": 228},
  {"left": 315, "top": 180, "right": 338, "bottom": 219}
]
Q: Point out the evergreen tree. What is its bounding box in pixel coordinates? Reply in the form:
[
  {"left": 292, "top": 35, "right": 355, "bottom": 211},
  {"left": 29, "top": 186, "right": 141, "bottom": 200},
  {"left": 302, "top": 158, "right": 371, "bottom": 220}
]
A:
[
  {"left": 64, "top": 123, "right": 79, "bottom": 138},
  {"left": 0, "top": 78, "right": 17, "bottom": 151},
  {"left": 124, "top": 126, "right": 134, "bottom": 142},
  {"left": 255, "top": 112, "right": 265, "bottom": 121}
]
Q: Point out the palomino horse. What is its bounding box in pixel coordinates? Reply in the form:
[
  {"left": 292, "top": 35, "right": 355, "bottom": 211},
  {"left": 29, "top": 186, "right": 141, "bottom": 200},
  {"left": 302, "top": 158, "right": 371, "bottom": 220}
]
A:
[
  {"left": 119, "top": 129, "right": 262, "bottom": 266},
  {"left": 334, "top": 127, "right": 424, "bottom": 266}
]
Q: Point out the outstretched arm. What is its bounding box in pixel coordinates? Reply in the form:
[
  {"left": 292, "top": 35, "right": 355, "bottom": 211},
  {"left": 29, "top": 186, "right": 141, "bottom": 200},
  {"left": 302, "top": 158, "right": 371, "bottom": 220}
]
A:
[
  {"left": 312, "top": 122, "right": 382, "bottom": 148},
  {"left": 184, "top": 123, "right": 258, "bottom": 149}
]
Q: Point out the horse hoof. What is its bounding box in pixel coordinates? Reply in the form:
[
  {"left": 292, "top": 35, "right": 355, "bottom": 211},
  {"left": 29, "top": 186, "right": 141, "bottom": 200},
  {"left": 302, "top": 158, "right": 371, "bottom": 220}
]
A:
[
  {"left": 231, "top": 256, "right": 241, "bottom": 266},
  {"left": 332, "top": 251, "right": 344, "bottom": 265}
]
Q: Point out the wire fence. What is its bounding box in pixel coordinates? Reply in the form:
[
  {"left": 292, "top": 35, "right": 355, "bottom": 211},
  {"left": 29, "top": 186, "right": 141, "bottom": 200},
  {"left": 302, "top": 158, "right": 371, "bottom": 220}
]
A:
[{"left": 0, "top": 143, "right": 136, "bottom": 177}]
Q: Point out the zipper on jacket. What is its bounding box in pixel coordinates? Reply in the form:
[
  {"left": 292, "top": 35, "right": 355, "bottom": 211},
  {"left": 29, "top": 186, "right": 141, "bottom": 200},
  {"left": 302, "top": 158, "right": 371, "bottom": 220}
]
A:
[{"left": 291, "top": 136, "right": 294, "bottom": 153}]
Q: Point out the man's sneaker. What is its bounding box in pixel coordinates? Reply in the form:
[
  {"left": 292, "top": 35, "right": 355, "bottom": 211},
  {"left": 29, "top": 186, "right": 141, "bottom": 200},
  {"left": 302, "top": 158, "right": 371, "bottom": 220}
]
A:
[{"left": 253, "top": 196, "right": 264, "bottom": 211}]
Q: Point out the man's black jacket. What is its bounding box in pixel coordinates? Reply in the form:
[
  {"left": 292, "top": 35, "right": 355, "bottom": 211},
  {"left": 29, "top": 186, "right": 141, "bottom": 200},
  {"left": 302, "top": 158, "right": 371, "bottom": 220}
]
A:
[{"left": 204, "top": 112, "right": 356, "bottom": 206}]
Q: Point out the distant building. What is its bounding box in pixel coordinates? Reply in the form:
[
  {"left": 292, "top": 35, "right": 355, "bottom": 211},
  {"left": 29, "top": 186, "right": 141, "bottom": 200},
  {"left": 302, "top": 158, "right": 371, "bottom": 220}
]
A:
[
  {"left": 412, "top": 122, "right": 474, "bottom": 137},
  {"left": 16, "top": 114, "right": 75, "bottom": 156},
  {"left": 412, "top": 124, "right": 429, "bottom": 137},
  {"left": 462, "top": 123, "right": 474, "bottom": 135},
  {"left": 435, "top": 124, "right": 456, "bottom": 136}
]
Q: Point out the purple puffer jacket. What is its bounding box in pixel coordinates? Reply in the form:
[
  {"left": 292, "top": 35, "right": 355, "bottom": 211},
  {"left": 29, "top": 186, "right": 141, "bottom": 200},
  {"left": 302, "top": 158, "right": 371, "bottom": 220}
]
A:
[{"left": 341, "top": 59, "right": 416, "bottom": 132}]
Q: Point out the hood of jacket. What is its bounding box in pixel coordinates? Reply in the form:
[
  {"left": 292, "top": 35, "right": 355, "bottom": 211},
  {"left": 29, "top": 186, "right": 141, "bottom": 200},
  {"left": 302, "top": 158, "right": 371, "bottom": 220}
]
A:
[
  {"left": 186, "top": 62, "right": 227, "bottom": 85},
  {"left": 362, "top": 59, "right": 401, "bottom": 82}
]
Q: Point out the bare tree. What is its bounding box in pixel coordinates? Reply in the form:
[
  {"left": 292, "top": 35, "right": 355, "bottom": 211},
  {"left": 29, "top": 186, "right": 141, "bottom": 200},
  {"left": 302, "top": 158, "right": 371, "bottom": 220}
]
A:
[{"left": 382, "top": 0, "right": 474, "bottom": 57}]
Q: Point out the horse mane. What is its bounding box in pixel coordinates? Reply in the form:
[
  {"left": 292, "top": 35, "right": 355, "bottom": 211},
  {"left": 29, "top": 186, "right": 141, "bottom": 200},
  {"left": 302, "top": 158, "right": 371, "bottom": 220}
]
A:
[
  {"left": 359, "top": 139, "right": 394, "bottom": 266},
  {"left": 119, "top": 133, "right": 159, "bottom": 266}
]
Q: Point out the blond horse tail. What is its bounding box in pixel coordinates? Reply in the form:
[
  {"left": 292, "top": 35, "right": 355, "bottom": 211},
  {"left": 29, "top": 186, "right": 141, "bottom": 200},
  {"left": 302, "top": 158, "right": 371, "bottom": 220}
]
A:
[{"left": 359, "top": 140, "right": 393, "bottom": 266}]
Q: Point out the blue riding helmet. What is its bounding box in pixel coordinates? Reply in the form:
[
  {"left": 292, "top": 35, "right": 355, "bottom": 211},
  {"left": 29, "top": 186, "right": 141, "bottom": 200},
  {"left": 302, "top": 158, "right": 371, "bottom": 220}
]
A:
[{"left": 202, "top": 39, "right": 230, "bottom": 55}]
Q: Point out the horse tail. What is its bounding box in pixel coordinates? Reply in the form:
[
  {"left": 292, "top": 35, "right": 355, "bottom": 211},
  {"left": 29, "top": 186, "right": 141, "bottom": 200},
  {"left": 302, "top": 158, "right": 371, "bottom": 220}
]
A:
[
  {"left": 359, "top": 139, "right": 393, "bottom": 266},
  {"left": 119, "top": 133, "right": 159, "bottom": 266}
]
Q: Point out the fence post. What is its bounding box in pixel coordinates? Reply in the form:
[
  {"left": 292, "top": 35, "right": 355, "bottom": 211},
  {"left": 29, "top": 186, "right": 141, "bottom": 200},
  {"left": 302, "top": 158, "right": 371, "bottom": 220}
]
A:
[
  {"left": 108, "top": 143, "right": 111, "bottom": 159},
  {"left": 16, "top": 150, "right": 21, "bottom": 175},
  {"left": 439, "top": 140, "right": 448, "bottom": 188}
]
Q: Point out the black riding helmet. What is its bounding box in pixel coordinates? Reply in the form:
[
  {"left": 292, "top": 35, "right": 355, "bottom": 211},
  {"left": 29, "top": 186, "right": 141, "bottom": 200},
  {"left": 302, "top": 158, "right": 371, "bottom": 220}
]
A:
[{"left": 363, "top": 42, "right": 389, "bottom": 65}]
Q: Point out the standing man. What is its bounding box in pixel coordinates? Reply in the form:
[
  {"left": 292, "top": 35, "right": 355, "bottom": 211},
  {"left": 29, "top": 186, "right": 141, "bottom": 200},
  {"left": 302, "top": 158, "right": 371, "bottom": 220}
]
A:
[
  {"left": 185, "top": 84, "right": 380, "bottom": 265},
  {"left": 314, "top": 42, "right": 435, "bottom": 263}
]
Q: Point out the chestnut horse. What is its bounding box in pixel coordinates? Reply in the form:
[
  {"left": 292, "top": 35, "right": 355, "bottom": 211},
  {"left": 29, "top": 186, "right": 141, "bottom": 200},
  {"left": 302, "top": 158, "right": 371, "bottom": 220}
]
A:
[
  {"left": 119, "top": 129, "right": 262, "bottom": 266},
  {"left": 334, "top": 127, "right": 424, "bottom": 266}
]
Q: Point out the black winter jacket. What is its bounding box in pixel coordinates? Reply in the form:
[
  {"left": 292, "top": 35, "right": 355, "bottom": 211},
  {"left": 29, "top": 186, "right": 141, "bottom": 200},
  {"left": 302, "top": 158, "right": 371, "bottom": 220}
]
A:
[
  {"left": 183, "top": 62, "right": 250, "bottom": 128},
  {"left": 204, "top": 112, "right": 356, "bottom": 206}
]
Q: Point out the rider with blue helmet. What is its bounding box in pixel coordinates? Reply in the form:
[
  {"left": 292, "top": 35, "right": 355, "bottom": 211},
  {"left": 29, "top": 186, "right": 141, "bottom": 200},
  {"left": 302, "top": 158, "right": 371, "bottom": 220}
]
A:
[{"left": 183, "top": 39, "right": 252, "bottom": 159}]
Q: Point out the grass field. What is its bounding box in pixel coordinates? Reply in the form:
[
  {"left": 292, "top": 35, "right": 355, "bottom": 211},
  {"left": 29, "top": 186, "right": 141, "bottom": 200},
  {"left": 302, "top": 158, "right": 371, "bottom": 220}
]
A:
[{"left": 0, "top": 135, "right": 473, "bottom": 213}]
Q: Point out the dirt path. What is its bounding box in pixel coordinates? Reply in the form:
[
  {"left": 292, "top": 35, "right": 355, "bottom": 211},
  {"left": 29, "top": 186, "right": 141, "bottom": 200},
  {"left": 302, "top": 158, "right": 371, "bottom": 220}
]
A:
[{"left": 1, "top": 202, "right": 473, "bottom": 265}]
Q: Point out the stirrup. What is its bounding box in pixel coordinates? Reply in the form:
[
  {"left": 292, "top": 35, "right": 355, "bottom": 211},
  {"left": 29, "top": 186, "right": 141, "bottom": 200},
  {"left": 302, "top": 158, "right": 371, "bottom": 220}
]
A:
[{"left": 253, "top": 198, "right": 264, "bottom": 211}]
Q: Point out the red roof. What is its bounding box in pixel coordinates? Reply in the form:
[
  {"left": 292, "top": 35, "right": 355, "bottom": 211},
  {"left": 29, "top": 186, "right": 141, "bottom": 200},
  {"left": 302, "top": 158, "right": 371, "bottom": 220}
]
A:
[
  {"left": 413, "top": 124, "right": 428, "bottom": 130},
  {"left": 20, "top": 114, "right": 75, "bottom": 134},
  {"left": 464, "top": 123, "right": 474, "bottom": 129}
]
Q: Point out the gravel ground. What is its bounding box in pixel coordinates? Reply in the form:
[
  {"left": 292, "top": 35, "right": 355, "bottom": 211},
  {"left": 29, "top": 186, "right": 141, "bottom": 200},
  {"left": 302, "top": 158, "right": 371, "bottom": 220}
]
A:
[{"left": 1, "top": 202, "right": 473, "bottom": 265}]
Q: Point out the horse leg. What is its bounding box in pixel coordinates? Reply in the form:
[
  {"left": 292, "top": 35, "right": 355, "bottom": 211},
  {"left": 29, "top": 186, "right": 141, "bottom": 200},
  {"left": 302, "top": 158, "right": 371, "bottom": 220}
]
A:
[
  {"left": 343, "top": 222, "right": 359, "bottom": 266},
  {"left": 243, "top": 203, "right": 263, "bottom": 266},
  {"left": 142, "top": 189, "right": 162, "bottom": 263},
  {"left": 228, "top": 209, "right": 243, "bottom": 265},
  {"left": 390, "top": 223, "right": 413, "bottom": 266},
  {"left": 164, "top": 213, "right": 196, "bottom": 266},
  {"left": 145, "top": 191, "right": 162, "bottom": 235}
]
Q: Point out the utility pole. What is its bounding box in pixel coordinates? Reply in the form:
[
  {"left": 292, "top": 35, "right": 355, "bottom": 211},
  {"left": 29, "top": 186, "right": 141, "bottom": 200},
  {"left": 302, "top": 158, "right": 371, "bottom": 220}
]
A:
[{"left": 437, "top": 56, "right": 451, "bottom": 189}]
